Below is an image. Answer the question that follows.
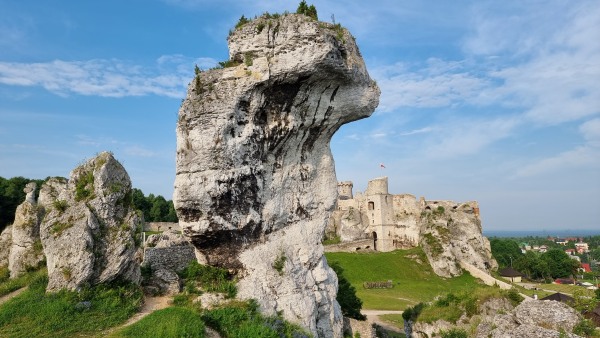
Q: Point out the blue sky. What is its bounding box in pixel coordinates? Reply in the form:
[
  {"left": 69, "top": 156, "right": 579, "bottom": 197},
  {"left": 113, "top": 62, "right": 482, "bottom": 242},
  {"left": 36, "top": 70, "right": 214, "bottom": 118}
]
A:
[{"left": 0, "top": 0, "right": 598, "bottom": 232}]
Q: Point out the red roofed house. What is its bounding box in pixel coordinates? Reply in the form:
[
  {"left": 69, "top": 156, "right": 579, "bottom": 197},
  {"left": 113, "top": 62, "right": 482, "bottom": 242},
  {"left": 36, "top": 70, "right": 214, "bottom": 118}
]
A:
[{"left": 580, "top": 263, "right": 592, "bottom": 273}]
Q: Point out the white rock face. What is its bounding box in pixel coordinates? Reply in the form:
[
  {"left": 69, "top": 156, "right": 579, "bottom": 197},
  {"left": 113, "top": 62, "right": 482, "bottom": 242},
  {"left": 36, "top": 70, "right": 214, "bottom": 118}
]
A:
[
  {"left": 419, "top": 202, "right": 497, "bottom": 278},
  {"left": 39, "top": 152, "right": 141, "bottom": 291},
  {"left": 0, "top": 225, "right": 11, "bottom": 266},
  {"left": 174, "top": 14, "right": 379, "bottom": 338},
  {"left": 8, "top": 182, "right": 44, "bottom": 277}
]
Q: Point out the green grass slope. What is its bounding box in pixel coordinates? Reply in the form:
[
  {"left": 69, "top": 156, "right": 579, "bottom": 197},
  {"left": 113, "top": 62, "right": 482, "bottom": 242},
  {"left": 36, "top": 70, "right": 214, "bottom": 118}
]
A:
[{"left": 325, "top": 248, "right": 488, "bottom": 311}]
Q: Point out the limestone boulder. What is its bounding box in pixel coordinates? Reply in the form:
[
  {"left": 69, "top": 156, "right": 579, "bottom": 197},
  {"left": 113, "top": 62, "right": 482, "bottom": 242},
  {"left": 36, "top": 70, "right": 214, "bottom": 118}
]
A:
[
  {"left": 8, "top": 182, "right": 44, "bottom": 277},
  {"left": 39, "top": 152, "right": 141, "bottom": 291},
  {"left": 0, "top": 226, "right": 12, "bottom": 267},
  {"left": 513, "top": 299, "right": 581, "bottom": 332},
  {"left": 174, "top": 13, "right": 379, "bottom": 338}
]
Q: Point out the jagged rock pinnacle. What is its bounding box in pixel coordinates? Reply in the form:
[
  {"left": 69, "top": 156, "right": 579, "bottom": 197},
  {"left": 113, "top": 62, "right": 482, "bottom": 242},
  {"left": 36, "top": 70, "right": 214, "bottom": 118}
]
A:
[{"left": 174, "top": 13, "right": 379, "bottom": 337}]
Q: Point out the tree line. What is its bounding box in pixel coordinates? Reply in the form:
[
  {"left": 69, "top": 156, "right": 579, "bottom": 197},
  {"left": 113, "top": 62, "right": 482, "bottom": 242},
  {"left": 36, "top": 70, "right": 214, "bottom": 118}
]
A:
[
  {"left": 490, "top": 238, "right": 591, "bottom": 282},
  {"left": 0, "top": 176, "right": 177, "bottom": 233}
]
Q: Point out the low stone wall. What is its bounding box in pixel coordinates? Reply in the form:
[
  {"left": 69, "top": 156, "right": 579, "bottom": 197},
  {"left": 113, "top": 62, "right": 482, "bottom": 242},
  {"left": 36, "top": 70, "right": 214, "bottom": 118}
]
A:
[
  {"left": 459, "top": 261, "right": 512, "bottom": 290},
  {"left": 324, "top": 239, "right": 375, "bottom": 253},
  {"left": 144, "top": 222, "right": 180, "bottom": 232},
  {"left": 344, "top": 317, "right": 375, "bottom": 338},
  {"left": 144, "top": 245, "right": 195, "bottom": 272}
]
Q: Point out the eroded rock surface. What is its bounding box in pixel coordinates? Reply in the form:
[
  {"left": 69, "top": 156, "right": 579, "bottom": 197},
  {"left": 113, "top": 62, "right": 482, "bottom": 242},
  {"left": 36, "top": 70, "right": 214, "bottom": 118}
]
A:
[
  {"left": 419, "top": 201, "right": 497, "bottom": 277},
  {"left": 174, "top": 13, "right": 379, "bottom": 337},
  {"left": 416, "top": 299, "right": 584, "bottom": 338},
  {"left": 39, "top": 152, "right": 141, "bottom": 291},
  {"left": 0, "top": 225, "right": 11, "bottom": 266},
  {"left": 8, "top": 182, "right": 44, "bottom": 277}
]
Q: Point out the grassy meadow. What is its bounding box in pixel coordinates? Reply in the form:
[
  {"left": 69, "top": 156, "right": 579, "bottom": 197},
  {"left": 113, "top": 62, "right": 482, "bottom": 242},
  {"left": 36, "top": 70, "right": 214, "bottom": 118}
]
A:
[{"left": 325, "top": 248, "right": 489, "bottom": 311}]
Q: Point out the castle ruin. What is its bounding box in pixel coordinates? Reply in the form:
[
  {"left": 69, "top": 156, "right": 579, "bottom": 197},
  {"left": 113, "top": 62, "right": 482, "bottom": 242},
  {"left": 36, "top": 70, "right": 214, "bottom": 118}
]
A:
[{"left": 327, "top": 176, "right": 481, "bottom": 252}]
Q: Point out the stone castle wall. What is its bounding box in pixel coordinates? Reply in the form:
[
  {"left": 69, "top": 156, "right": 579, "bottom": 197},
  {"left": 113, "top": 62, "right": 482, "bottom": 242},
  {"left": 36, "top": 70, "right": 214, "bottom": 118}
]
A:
[
  {"left": 328, "top": 177, "right": 479, "bottom": 252},
  {"left": 144, "top": 245, "right": 195, "bottom": 272}
]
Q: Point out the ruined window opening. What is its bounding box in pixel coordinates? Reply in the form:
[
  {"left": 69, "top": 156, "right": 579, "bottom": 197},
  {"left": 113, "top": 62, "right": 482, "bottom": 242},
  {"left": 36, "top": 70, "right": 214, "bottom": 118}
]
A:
[
  {"left": 372, "top": 231, "right": 378, "bottom": 251},
  {"left": 368, "top": 201, "right": 374, "bottom": 210}
]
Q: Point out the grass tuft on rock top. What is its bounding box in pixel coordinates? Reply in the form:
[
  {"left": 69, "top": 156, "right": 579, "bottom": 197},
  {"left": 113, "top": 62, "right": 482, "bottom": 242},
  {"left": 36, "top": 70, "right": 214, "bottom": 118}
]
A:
[
  {"left": 325, "top": 247, "right": 488, "bottom": 311},
  {"left": 0, "top": 269, "right": 143, "bottom": 337}
]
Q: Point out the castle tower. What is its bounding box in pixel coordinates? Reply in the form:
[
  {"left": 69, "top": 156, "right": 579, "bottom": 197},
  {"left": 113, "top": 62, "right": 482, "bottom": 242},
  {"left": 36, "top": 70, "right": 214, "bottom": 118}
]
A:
[
  {"left": 366, "top": 176, "right": 388, "bottom": 195},
  {"left": 337, "top": 181, "right": 354, "bottom": 200},
  {"left": 365, "top": 177, "right": 395, "bottom": 251}
]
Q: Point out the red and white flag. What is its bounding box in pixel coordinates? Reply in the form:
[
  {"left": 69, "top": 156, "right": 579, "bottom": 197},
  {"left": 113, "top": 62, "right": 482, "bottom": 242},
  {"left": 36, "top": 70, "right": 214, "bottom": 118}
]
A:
[{"left": 380, "top": 163, "right": 386, "bottom": 169}]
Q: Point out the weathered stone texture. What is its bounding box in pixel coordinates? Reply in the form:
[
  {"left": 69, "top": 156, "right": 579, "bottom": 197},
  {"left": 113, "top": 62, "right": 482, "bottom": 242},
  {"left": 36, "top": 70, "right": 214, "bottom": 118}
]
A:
[
  {"left": 0, "top": 226, "right": 11, "bottom": 266},
  {"left": 39, "top": 152, "right": 141, "bottom": 291},
  {"left": 144, "top": 245, "right": 195, "bottom": 272},
  {"left": 513, "top": 299, "right": 580, "bottom": 332},
  {"left": 174, "top": 14, "right": 379, "bottom": 338},
  {"left": 8, "top": 182, "right": 44, "bottom": 277},
  {"left": 417, "top": 299, "right": 584, "bottom": 338}
]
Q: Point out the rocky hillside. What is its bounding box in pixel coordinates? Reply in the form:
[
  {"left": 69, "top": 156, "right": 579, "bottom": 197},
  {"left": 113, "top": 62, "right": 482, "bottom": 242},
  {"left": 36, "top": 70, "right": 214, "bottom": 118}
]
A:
[{"left": 173, "top": 13, "right": 379, "bottom": 338}]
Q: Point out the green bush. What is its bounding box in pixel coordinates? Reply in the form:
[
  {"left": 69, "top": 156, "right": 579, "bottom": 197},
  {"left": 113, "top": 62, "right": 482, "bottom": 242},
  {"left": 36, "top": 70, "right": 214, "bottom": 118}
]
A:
[
  {"left": 503, "top": 288, "right": 524, "bottom": 306},
  {"left": 273, "top": 253, "right": 287, "bottom": 276},
  {"left": 180, "top": 261, "right": 237, "bottom": 298},
  {"left": 75, "top": 170, "right": 94, "bottom": 202},
  {"left": 0, "top": 266, "right": 9, "bottom": 284},
  {"left": 235, "top": 15, "right": 250, "bottom": 29},
  {"left": 330, "top": 261, "right": 365, "bottom": 320},
  {"left": 296, "top": 1, "right": 318, "bottom": 20},
  {"left": 573, "top": 319, "right": 596, "bottom": 337},
  {"left": 53, "top": 200, "right": 68, "bottom": 213}
]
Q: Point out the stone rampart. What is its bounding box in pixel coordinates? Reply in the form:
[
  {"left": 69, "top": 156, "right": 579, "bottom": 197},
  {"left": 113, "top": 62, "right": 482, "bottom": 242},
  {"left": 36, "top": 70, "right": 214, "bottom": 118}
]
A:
[
  {"left": 144, "top": 222, "right": 180, "bottom": 232},
  {"left": 144, "top": 245, "right": 195, "bottom": 272}
]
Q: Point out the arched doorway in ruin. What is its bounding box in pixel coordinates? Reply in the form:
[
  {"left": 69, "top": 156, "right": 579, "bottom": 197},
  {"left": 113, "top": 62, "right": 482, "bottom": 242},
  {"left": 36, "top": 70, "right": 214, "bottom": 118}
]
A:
[{"left": 372, "top": 231, "right": 378, "bottom": 251}]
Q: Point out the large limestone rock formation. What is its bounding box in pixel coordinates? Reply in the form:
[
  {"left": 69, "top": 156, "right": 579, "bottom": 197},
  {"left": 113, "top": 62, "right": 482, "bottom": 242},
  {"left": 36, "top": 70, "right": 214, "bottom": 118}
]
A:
[
  {"left": 8, "top": 182, "right": 44, "bottom": 277},
  {"left": 39, "top": 152, "right": 141, "bottom": 291},
  {"left": 174, "top": 14, "right": 379, "bottom": 337}
]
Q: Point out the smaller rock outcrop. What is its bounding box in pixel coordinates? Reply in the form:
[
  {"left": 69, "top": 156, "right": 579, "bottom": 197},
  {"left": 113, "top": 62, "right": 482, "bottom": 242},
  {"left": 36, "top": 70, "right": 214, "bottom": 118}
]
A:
[
  {"left": 142, "top": 230, "right": 196, "bottom": 295},
  {"left": 513, "top": 299, "right": 581, "bottom": 332},
  {"left": 414, "top": 298, "right": 585, "bottom": 338},
  {"left": 0, "top": 226, "right": 12, "bottom": 267},
  {"left": 8, "top": 182, "right": 44, "bottom": 277},
  {"left": 419, "top": 201, "right": 496, "bottom": 277},
  {"left": 39, "top": 152, "right": 141, "bottom": 291}
]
